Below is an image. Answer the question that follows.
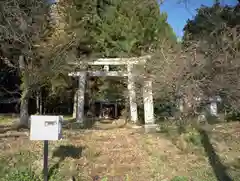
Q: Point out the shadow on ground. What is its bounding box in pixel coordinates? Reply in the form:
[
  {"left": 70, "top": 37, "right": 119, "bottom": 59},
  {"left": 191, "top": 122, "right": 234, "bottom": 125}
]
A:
[
  {"left": 198, "top": 128, "right": 233, "bottom": 181},
  {"left": 48, "top": 145, "right": 84, "bottom": 180}
]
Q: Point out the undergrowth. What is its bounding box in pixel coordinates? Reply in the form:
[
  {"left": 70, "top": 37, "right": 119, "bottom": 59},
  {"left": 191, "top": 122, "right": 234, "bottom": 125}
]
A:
[
  {"left": 170, "top": 176, "right": 189, "bottom": 181},
  {"left": 158, "top": 120, "right": 203, "bottom": 152},
  {"left": 0, "top": 150, "right": 62, "bottom": 181},
  {"left": 1, "top": 168, "right": 41, "bottom": 181}
]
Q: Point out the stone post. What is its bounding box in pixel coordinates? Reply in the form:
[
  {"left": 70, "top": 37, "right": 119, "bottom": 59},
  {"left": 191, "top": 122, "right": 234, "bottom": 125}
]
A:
[
  {"left": 142, "top": 79, "right": 156, "bottom": 132},
  {"left": 127, "top": 64, "right": 138, "bottom": 123},
  {"left": 209, "top": 97, "right": 218, "bottom": 117}
]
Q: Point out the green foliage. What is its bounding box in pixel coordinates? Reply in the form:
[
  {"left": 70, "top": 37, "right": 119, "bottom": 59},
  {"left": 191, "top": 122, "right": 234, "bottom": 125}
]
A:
[
  {"left": 65, "top": 0, "right": 177, "bottom": 57},
  {"left": 1, "top": 168, "right": 41, "bottom": 181},
  {"left": 183, "top": 2, "right": 239, "bottom": 43},
  {"left": 93, "top": 77, "right": 126, "bottom": 101},
  {"left": 0, "top": 150, "right": 63, "bottom": 181},
  {"left": 0, "top": 0, "right": 51, "bottom": 59},
  {"left": 154, "top": 98, "right": 178, "bottom": 119},
  {"left": 0, "top": 166, "right": 63, "bottom": 181},
  {"left": 100, "top": 177, "right": 108, "bottom": 181},
  {"left": 184, "top": 130, "right": 202, "bottom": 147},
  {"left": 62, "top": 0, "right": 178, "bottom": 106},
  {"left": 0, "top": 115, "right": 14, "bottom": 124},
  {"left": 1, "top": 0, "right": 72, "bottom": 101},
  {"left": 170, "top": 176, "right": 189, "bottom": 181}
]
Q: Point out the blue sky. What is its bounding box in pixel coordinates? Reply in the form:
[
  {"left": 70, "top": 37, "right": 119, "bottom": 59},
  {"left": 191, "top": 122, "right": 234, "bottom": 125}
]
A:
[{"left": 160, "top": 0, "right": 238, "bottom": 38}]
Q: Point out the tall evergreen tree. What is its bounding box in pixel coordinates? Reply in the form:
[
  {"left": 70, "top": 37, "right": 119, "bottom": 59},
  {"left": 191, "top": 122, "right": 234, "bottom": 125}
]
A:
[
  {"left": 61, "top": 0, "right": 177, "bottom": 104},
  {"left": 64, "top": 0, "right": 177, "bottom": 58}
]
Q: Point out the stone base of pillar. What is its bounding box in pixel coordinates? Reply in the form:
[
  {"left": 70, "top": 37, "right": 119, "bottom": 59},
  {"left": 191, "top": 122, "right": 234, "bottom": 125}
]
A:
[
  {"left": 129, "top": 120, "right": 141, "bottom": 125},
  {"left": 144, "top": 124, "right": 158, "bottom": 133},
  {"left": 70, "top": 122, "right": 85, "bottom": 130},
  {"left": 130, "top": 124, "right": 142, "bottom": 129},
  {"left": 76, "top": 118, "right": 84, "bottom": 125}
]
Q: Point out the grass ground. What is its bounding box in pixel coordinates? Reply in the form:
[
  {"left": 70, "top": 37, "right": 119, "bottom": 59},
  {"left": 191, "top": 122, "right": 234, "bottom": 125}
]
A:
[
  {"left": 0, "top": 114, "right": 18, "bottom": 124},
  {"left": 0, "top": 116, "right": 239, "bottom": 181}
]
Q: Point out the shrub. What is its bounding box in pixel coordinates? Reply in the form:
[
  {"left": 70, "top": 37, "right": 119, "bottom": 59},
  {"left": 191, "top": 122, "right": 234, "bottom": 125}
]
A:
[
  {"left": 1, "top": 167, "right": 41, "bottom": 181},
  {"left": 171, "top": 176, "right": 189, "bottom": 181},
  {"left": 185, "top": 130, "right": 202, "bottom": 147}
]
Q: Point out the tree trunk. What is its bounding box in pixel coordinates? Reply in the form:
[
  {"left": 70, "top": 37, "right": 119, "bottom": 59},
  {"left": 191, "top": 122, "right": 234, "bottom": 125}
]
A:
[
  {"left": 19, "top": 55, "right": 30, "bottom": 127},
  {"left": 73, "top": 90, "right": 78, "bottom": 118},
  {"left": 40, "top": 93, "right": 43, "bottom": 114},
  {"left": 36, "top": 89, "right": 43, "bottom": 114},
  {"left": 20, "top": 89, "right": 30, "bottom": 126},
  {"left": 36, "top": 91, "right": 40, "bottom": 114}
]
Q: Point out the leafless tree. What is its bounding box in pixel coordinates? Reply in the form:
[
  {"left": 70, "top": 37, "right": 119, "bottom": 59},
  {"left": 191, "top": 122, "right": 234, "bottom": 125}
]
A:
[{"left": 146, "top": 22, "right": 240, "bottom": 121}]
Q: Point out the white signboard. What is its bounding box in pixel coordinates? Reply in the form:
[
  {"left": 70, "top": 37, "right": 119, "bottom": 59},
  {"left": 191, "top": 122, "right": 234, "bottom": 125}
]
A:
[{"left": 30, "top": 115, "right": 63, "bottom": 141}]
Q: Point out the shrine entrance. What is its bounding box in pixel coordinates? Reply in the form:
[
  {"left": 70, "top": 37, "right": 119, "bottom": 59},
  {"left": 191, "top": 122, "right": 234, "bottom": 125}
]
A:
[
  {"left": 68, "top": 55, "right": 157, "bottom": 132},
  {"left": 93, "top": 100, "right": 122, "bottom": 120}
]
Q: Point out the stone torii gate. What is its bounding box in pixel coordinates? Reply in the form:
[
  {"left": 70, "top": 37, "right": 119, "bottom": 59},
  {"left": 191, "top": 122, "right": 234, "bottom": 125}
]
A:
[{"left": 68, "top": 55, "right": 157, "bottom": 132}]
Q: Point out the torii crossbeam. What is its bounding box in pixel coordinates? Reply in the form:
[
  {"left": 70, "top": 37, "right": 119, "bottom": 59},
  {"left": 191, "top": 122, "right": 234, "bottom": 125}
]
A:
[{"left": 68, "top": 55, "right": 157, "bottom": 132}]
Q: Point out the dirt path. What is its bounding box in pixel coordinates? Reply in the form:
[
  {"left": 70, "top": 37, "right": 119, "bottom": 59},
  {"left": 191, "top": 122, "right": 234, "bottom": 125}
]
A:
[
  {"left": 56, "top": 127, "right": 205, "bottom": 180},
  {"left": 1, "top": 121, "right": 231, "bottom": 181}
]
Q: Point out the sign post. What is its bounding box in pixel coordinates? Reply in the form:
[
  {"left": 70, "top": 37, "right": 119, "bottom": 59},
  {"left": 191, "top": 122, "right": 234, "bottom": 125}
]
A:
[
  {"left": 43, "top": 140, "right": 49, "bottom": 181},
  {"left": 30, "top": 115, "right": 63, "bottom": 181}
]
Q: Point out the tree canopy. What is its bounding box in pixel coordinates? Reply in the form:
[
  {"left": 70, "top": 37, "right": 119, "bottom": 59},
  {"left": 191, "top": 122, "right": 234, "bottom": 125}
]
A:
[
  {"left": 0, "top": 0, "right": 74, "bottom": 124},
  {"left": 64, "top": 0, "right": 177, "bottom": 58},
  {"left": 183, "top": 2, "right": 239, "bottom": 43}
]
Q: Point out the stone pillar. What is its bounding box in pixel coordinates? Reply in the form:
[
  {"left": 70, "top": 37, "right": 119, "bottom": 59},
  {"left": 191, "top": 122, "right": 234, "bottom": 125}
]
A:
[
  {"left": 142, "top": 79, "right": 156, "bottom": 132},
  {"left": 72, "top": 91, "right": 78, "bottom": 118},
  {"left": 210, "top": 102, "right": 218, "bottom": 116},
  {"left": 209, "top": 98, "right": 218, "bottom": 116},
  {"left": 179, "top": 98, "right": 184, "bottom": 113},
  {"left": 127, "top": 64, "right": 138, "bottom": 123},
  {"left": 77, "top": 72, "right": 86, "bottom": 123}
]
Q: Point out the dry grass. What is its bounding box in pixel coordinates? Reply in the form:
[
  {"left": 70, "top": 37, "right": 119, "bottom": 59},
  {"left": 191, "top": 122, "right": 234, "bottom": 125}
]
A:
[
  {"left": 0, "top": 114, "right": 18, "bottom": 124},
  {"left": 0, "top": 117, "right": 240, "bottom": 181}
]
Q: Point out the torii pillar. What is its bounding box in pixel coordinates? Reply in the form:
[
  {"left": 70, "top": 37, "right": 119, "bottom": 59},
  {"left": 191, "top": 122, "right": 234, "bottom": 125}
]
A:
[
  {"left": 69, "top": 55, "right": 157, "bottom": 132},
  {"left": 76, "top": 72, "right": 86, "bottom": 123},
  {"left": 127, "top": 64, "right": 138, "bottom": 123}
]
